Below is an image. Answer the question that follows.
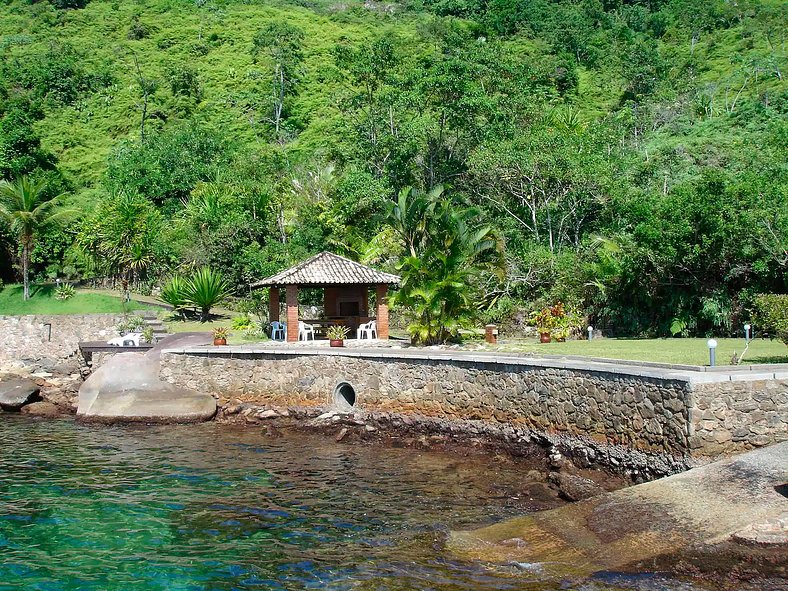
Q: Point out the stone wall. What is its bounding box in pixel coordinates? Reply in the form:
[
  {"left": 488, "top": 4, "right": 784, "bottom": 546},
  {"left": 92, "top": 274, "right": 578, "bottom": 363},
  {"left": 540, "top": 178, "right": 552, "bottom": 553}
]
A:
[
  {"left": 0, "top": 314, "right": 124, "bottom": 373},
  {"left": 689, "top": 378, "right": 788, "bottom": 454},
  {"left": 159, "top": 349, "right": 787, "bottom": 458}
]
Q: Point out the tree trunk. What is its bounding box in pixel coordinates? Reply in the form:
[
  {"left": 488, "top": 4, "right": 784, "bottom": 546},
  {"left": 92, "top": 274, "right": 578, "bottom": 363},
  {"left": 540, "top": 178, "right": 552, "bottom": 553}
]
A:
[{"left": 22, "top": 242, "right": 30, "bottom": 301}]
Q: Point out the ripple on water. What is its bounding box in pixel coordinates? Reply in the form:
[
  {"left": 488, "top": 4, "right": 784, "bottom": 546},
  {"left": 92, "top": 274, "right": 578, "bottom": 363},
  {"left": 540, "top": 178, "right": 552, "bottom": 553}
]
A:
[{"left": 0, "top": 416, "right": 719, "bottom": 591}]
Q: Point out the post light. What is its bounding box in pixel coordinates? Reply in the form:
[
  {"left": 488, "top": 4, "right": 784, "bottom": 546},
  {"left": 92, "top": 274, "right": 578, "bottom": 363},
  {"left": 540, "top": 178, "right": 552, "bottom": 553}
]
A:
[
  {"left": 744, "top": 324, "right": 751, "bottom": 344},
  {"left": 587, "top": 326, "right": 594, "bottom": 341},
  {"left": 707, "top": 338, "right": 718, "bottom": 367}
]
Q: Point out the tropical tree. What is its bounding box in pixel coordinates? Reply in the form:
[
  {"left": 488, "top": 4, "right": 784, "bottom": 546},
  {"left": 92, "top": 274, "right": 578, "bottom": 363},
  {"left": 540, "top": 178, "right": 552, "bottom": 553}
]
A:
[
  {"left": 0, "top": 175, "right": 70, "bottom": 300},
  {"left": 389, "top": 186, "right": 504, "bottom": 344},
  {"left": 75, "top": 191, "right": 164, "bottom": 286}
]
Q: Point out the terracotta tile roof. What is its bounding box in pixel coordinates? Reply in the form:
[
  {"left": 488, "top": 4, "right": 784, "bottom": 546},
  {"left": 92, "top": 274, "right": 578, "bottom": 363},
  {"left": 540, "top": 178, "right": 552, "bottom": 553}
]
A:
[{"left": 251, "top": 251, "right": 400, "bottom": 287}]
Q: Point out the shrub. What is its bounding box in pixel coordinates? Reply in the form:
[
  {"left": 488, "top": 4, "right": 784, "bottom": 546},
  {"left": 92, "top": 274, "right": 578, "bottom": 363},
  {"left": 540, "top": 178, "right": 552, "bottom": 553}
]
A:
[
  {"left": 231, "top": 314, "right": 253, "bottom": 330},
  {"left": 160, "top": 275, "right": 189, "bottom": 317},
  {"left": 142, "top": 326, "right": 154, "bottom": 344},
  {"left": 116, "top": 315, "right": 145, "bottom": 335},
  {"left": 54, "top": 283, "right": 75, "bottom": 301},
  {"left": 183, "top": 267, "right": 230, "bottom": 321},
  {"left": 752, "top": 294, "right": 788, "bottom": 344}
]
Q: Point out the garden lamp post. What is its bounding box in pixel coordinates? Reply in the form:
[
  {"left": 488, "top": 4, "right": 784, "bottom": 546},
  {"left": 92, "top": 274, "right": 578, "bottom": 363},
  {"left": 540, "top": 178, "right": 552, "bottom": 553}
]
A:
[
  {"left": 707, "top": 338, "right": 718, "bottom": 367},
  {"left": 744, "top": 324, "right": 751, "bottom": 344},
  {"left": 587, "top": 326, "right": 594, "bottom": 341}
]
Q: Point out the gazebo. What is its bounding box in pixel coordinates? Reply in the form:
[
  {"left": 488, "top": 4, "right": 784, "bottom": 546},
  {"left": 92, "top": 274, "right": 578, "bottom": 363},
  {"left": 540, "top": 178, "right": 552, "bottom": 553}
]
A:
[{"left": 250, "top": 251, "right": 400, "bottom": 342}]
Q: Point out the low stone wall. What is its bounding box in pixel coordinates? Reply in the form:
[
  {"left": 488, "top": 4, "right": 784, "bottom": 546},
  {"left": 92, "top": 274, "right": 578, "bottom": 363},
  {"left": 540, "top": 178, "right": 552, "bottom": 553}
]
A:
[
  {"left": 0, "top": 314, "right": 123, "bottom": 373},
  {"left": 159, "top": 348, "right": 787, "bottom": 458},
  {"left": 690, "top": 378, "right": 787, "bottom": 454}
]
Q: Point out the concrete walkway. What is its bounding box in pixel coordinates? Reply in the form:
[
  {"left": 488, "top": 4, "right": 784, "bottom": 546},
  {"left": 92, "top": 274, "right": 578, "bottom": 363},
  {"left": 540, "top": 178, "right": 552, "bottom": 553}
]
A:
[
  {"left": 449, "top": 442, "right": 788, "bottom": 578},
  {"left": 165, "top": 342, "right": 788, "bottom": 384}
]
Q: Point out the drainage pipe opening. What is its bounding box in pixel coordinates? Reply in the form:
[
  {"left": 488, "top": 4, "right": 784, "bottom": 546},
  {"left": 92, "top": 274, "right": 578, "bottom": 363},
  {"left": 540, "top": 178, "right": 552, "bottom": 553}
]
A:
[{"left": 334, "top": 382, "right": 356, "bottom": 410}]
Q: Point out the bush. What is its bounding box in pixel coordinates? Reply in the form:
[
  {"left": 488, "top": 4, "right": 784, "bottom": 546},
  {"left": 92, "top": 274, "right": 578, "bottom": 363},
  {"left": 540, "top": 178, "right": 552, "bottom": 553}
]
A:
[
  {"left": 231, "top": 314, "right": 253, "bottom": 330},
  {"left": 752, "top": 294, "right": 788, "bottom": 344},
  {"left": 160, "top": 275, "right": 189, "bottom": 316},
  {"left": 54, "top": 283, "right": 75, "bottom": 301},
  {"left": 183, "top": 267, "right": 230, "bottom": 321},
  {"left": 116, "top": 315, "right": 145, "bottom": 335}
]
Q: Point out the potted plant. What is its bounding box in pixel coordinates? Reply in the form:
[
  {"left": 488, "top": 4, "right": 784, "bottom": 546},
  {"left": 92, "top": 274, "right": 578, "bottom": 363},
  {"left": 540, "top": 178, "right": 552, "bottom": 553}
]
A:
[
  {"left": 531, "top": 307, "right": 556, "bottom": 343},
  {"left": 326, "top": 325, "right": 350, "bottom": 347},
  {"left": 213, "top": 327, "right": 228, "bottom": 346}
]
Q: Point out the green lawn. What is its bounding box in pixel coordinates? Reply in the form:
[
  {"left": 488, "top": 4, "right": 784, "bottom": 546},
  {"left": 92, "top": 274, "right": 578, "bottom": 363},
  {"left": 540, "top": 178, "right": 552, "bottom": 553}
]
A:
[
  {"left": 0, "top": 284, "right": 153, "bottom": 315},
  {"left": 162, "top": 312, "right": 269, "bottom": 345},
  {"left": 496, "top": 337, "right": 788, "bottom": 366}
]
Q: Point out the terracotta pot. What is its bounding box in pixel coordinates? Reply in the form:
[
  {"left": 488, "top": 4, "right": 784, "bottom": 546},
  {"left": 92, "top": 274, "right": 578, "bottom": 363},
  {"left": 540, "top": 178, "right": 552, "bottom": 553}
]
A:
[
  {"left": 539, "top": 332, "right": 552, "bottom": 343},
  {"left": 329, "top": 339, "right": 344, "bottom": 348},
  {"left": 213, "top": 337, "right": 227, "bottom": 346}
]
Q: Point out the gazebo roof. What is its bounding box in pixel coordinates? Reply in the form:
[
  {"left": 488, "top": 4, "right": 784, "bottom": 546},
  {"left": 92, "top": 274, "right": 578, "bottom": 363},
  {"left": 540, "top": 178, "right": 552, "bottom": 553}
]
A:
[{"left": 251, "top": 251, "right": 400, "bottom": 288}]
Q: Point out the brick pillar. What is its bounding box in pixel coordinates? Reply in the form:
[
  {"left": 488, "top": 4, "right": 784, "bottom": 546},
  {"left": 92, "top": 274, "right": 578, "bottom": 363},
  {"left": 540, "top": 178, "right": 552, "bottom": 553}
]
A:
[
  {"left": 268, "top": 287, "right": 279, "bottom": 322},
  {"left": 375, "top": 284, "right": 389, "bottom": 340},
  {"left": 286, "top": 285, "right": 299, "bottom": 342}
]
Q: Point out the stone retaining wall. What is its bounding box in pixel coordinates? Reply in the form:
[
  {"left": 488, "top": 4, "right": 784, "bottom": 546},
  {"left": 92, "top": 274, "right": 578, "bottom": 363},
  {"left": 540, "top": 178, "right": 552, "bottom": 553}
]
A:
[
  {"left": 0, "top": 314, "right": 123, "bottom": 373},
  {"left": 160, "top": 349, "right": 786, "bottom": 457}
]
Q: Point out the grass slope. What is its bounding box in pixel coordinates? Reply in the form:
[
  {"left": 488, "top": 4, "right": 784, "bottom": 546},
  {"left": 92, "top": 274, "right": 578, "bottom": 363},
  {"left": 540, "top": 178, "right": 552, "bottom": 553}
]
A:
[{"left": 0, "top": 284, "right": 152, "bottom": 315}]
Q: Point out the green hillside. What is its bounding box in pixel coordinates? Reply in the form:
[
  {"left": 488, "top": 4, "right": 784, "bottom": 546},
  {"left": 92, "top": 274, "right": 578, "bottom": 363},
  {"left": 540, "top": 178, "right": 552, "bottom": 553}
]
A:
[{"left": 0, "top": 0, "right": 785, "bottom": 337}]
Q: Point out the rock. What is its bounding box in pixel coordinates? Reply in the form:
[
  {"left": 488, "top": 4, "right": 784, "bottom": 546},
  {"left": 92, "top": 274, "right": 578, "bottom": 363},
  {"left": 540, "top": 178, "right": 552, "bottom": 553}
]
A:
[
  {"left": 549, "top": 473, "right": 606, "bottom": 502},
  {"left": 264, "top": 425, "right": 283, "bottom": 438},
  {"left": 77, "top": 333, "right": 216, "bottom": 424},
  {"left": 257, "top": 409, "right": 280, "bottom": 420},
  {"left": 20, "top": 401, "right": 63, "bottom": 417},
  {"left": 731, "top": 514, "right": 788, "bottom": 547},
  {"left": 335, "top": 427, "right": 349, "bottom": 442},
  {"left": 0, "top": 378, "right": 41, "bottom": 410}
]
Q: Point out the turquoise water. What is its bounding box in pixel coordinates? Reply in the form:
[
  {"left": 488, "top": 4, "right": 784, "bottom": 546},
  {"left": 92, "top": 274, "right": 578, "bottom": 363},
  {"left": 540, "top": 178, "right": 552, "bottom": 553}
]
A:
[{"left": 0, "top": 416, "right": 742, "bottom": 591}]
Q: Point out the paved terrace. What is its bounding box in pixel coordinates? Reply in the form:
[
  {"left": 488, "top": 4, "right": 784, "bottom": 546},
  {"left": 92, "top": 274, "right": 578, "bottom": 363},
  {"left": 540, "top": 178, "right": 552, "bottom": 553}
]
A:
[{"left": 162, "top": 341, "right": 788, "bottom": 384}]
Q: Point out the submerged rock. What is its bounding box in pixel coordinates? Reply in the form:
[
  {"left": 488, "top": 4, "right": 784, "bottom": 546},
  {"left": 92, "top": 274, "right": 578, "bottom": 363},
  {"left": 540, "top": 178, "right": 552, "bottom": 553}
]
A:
[
  {"left": 21, "top": 401, "right": 64, "bottom": 417},
  {"left": 0, "top": 377, "right": 41, "bottom": 411},
  {"left": 549, "top": 473, "right": 606, "bottom": 502},
  {"left": 77, "top": 333, "right": 216, "bottom": 424}
]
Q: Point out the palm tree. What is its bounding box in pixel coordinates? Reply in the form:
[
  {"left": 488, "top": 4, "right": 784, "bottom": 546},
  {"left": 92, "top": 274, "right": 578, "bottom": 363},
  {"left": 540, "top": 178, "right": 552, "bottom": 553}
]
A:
[
  {"left": 0, "top": 176, "right": 70, "bottom": 300},
  {"left": 392, "top": 188, "right": 505, "bottom": 344}
]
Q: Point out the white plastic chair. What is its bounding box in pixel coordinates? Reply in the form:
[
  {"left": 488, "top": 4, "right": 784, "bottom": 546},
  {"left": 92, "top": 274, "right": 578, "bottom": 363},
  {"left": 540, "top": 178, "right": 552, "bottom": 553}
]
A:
[
  {"left": 356, "top": 320, "right": 377, "bottom": 340},
  {"left": 108, "top": 333, "right": 141, "bottom": 347},
  {"left": 270, "top": 321, "right": 286, "bottom": 341},
  {"left": 298, "top": 321, "right": 315, "bottom": 341}
]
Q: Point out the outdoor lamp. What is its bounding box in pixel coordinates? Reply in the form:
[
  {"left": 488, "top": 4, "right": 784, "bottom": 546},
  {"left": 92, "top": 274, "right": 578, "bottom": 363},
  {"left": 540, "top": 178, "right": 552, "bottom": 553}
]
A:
[
  {"left": 707, "top": 338, "right": 718, "bottom": 367},
  {"left": 587, "top": 326, "right": 594, "bottom": 341},
  {"left": 744, "top": 324, "right": 751, "bottom": 343}
]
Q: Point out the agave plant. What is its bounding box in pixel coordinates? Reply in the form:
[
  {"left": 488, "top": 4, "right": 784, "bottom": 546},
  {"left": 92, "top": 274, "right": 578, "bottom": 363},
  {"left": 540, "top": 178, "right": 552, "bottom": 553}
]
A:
[
  {"left": 159, "top": 275, "right": 189, "bottom": 318},
  {"left": 183, "top": 267, "right": 230, "bottom": 321}
]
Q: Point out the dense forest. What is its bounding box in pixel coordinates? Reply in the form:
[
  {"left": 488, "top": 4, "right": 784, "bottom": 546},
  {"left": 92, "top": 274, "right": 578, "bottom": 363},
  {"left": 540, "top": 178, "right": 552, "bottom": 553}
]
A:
[{"left": 0, "top": 0, "right": 785, "bottom": 338}]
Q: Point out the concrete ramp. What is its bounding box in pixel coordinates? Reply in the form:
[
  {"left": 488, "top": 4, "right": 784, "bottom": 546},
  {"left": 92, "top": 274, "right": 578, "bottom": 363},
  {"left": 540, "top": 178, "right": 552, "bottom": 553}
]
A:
[
  {"left": 77, "top": 333, "right": 216, "bottom": 423},
  {"left": 449, "top": 443, "right": 788, "bottom": 579}
]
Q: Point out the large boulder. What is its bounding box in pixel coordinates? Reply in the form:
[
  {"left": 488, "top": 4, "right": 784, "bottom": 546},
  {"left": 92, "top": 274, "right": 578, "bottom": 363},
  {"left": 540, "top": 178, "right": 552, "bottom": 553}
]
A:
[
  {"left": 0, "top": 377, "right": 41, "bottom": 411},
  {"left": 77, "top": 333, "right": 216, "bottom": 423}
]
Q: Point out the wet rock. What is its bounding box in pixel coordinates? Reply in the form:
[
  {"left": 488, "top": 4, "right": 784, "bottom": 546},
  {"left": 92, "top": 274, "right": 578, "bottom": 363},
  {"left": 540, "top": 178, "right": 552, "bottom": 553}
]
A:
[
  {"left": 264, "top": 425, "right": 284, "bottom": 438},
  {"left": 549, "top": 473, "right": 606, "bottom": 502},
  {"left": 0, "top": 377, "right": 41, "bottom": 410},
  {"left": 731, "top": 514, "right": 788, "bottom": 547},
  {"left": 21, "top": 401, "right": 63, "bottom": 417}
]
